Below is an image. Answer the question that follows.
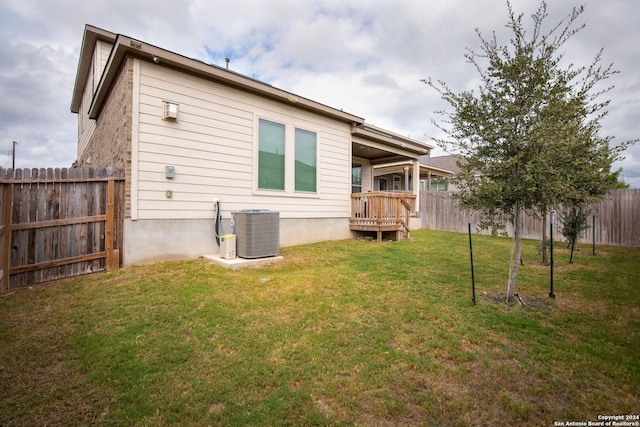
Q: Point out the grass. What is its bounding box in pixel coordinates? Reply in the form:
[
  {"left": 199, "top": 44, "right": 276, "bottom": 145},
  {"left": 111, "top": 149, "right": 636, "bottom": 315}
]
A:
[{"left": 0, "top": 229, "right": 638, "bottom": 426}]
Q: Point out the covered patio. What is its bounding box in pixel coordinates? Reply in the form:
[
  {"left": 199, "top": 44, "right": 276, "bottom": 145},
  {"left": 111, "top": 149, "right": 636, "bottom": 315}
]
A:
[{"left": 349, "top": 124, "right": 451, "bottom": 241}]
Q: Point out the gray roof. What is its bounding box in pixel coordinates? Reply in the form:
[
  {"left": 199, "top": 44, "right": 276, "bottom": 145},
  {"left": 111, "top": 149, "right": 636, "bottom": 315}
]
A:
[{"left": 428, "top": 155, "right": 466, "bottom": 174}]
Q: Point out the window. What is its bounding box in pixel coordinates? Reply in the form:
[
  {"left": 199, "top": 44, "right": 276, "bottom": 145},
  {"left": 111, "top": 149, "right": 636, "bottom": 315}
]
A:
[
  {"left": 258, "top": 119, "right": 285, "bottom": 190},
  {"left": 393, "top": 176, "right": 401, "bottom": 191},
  {"left": 351, "top": 163, "right": 362, "bottom": 193},
  {"left": 430, "top": 178, "right": 447, "bottom": 191},
  {"left": 258, "top": 119, "right": 318, "bottom": 194},
  {"left": 295, "top": 128, "right": 316, "bottom": 192}
]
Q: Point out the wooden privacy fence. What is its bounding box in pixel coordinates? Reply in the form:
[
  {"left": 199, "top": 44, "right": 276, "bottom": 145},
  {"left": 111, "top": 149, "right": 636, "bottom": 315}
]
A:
[
  {"left": 0, "top": 167, "right": 125, "bottom": 292},
  {"left": 421, "top": 189, "right": 640, "bottom": 247}
]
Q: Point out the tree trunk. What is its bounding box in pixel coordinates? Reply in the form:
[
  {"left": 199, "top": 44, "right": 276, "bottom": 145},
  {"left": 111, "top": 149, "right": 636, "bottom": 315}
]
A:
[
  {"left": 506, "top": 203, "right": 522, "bottom": 302},
  {"left": 540, "top": 213, "right": 548, "bottom": 265}
]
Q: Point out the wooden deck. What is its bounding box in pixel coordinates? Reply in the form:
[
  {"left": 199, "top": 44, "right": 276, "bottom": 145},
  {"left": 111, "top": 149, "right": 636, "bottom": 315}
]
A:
[{"left": 350, "top": 192, "right": 416, "bottom": 242}]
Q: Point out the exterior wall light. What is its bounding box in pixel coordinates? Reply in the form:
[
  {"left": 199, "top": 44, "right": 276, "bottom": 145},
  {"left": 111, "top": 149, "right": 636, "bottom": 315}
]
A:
[{"left": 163, "top": 102, "right": 178, "bottom": 120}]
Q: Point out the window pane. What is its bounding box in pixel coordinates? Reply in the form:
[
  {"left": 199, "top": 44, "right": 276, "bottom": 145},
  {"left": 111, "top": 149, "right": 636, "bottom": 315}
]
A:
[
  {"left": 295, "top": 128, "right": 316, "bottom": 192},
  {"left": 351, "top": 163, "right": 362, "bottom": 193},
  {"left": 351, "top": 164, "right": 362, "bottom": 185},
  {"left": 429, "top": 180, "right": 447, "bottom": 191},
  {"left": 393, "top": 176, "right": 401, "bottom": 190},
  {"left": 258, "top": 119, "right": 285, "bottom": 190}
]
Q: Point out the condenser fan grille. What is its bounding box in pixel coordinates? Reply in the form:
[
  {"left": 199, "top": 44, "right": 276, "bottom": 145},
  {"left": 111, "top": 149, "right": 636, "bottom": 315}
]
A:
[{"left": 233, "top": 210, "right": 280, "bottom": 258}]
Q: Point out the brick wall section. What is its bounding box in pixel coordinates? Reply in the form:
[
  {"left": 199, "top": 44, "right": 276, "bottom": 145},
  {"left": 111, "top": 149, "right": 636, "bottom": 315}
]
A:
[{"left": 78, "top": 57, "right": 133, "bottom": 217}]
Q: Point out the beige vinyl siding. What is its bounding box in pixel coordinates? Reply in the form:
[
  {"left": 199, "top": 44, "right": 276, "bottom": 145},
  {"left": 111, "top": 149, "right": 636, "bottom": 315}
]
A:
[
  {"left": 95, "top": 40, "right": 111, "bottom": 91},
  {"left": 78, "top": 40, "right": 114, "bottom": 158},
  {"left": 77, "top": 68, "right": 95, "bottom": 156},
  {"left": 134, "top": 62, "right": 352, "bottom": 220},
  {"left": 320, "top": 134, "right": 351, "bottom": 190}
]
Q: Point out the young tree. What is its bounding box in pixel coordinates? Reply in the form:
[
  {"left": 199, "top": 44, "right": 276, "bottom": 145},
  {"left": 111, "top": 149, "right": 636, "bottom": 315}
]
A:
[
  {"left": 424, "top": 1, "right": 631, "bottom": 302},
  {"left": 560, "top": 204, "right": 588, "bottom": 264}
]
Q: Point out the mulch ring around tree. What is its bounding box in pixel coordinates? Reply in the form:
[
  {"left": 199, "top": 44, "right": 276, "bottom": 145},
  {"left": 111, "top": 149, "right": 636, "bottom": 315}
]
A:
[{"left": 482, "top": 291, "right": 553, "bottom": 309}]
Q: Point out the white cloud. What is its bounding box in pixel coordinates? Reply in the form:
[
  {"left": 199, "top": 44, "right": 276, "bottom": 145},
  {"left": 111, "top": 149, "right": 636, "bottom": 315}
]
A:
[{"left": 0, "top": 0, "right": 637, "bottom": 185}]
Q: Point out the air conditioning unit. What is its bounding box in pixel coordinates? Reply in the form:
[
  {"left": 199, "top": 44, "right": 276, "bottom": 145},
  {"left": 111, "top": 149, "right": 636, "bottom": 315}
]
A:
[{"left": 233, "top": 210, "right": 279, "bottom": 259}]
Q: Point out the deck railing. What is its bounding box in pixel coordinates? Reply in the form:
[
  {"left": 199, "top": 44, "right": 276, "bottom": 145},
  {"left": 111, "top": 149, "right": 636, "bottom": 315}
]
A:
[{"left": 350, "top": 192, "right": 416, "bottom": 241}]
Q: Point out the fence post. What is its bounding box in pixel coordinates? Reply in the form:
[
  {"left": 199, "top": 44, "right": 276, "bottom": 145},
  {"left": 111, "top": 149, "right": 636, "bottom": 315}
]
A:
[
  {"left": 592, "top": 214, "right": 596, "bottom": 256},
  {"left": 549, "top": 211, "right": 555, "bottom": 299},
  {"left": 106, "top": 180, "right": 119, "bottom": 271},
  {"left": 467, "top": 212, "right": 476, "bottom": 306},
  {"left": 1, "top": 183, "right": 12, "bottom": 292}
]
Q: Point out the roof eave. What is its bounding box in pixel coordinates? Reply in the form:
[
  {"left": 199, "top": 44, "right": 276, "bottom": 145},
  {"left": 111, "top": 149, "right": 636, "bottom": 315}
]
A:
[
  {"left": 421, "top": 165, "right": 454, "bottom": 175},
  {"left": 86, "top": 34, "right": 365, "bottom": 124},
  {"left": 373, "top": 161, "right": 453, "bottom": 176},
  {"left": 351, "top": 124, "right": 432, "bottom": 156},
  {"left": 70, "top": 25, "right": 117, "bottom": 113}
]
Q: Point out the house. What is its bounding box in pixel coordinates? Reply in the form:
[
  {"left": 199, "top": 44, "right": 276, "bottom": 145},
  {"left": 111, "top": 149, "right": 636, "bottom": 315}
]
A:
[
  {"left": 422, "top": 154, "right": 470, "bottom": 192},
  {"left": 373, "top": 159, "right": 453, "bottom": 192},
  {"left": 70, "top": 25, "right": 450, "bottom": 264}
]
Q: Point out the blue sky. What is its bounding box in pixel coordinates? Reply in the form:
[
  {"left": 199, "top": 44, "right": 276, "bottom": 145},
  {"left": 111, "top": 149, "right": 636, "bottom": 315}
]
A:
[{"left": 1, "top": 0, "right": 638, "bottom": 186}]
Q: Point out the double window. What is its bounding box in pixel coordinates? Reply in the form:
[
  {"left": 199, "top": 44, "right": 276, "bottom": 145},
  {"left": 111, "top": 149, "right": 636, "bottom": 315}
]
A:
[
  {"left": 258, "top": 118, "right": 317, "bottom": 193},
  {"left": 429, "top": 178, "right": 447, "bottom": 191}
]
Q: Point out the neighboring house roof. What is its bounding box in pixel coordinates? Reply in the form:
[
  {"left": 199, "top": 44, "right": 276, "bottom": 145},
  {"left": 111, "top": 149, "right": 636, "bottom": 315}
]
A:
[
  {"left": 427, "top": 154, "right": 482, "bottom": 186},
  {"left": 427, "top": 154, "right": 467, "bottom": 174},
  {"left": 71, "top": 24, "right": 433, "bottom": 158}
]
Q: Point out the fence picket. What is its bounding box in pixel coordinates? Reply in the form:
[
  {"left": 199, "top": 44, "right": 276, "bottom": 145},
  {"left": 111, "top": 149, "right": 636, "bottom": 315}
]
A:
[{"left": 58, "top": 169, "right": 68, "bottom": 280}]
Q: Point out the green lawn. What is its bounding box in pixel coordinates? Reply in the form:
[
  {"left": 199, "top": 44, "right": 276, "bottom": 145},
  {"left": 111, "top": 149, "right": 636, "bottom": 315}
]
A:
[{"left": 1, "top": 229, "right": 638, "bottom": 426}]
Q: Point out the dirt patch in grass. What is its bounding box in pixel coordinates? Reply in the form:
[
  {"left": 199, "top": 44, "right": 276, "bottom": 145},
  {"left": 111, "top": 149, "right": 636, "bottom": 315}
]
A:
[{"left": 482, "top": 291, "right": 553, "bottom": 309}]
